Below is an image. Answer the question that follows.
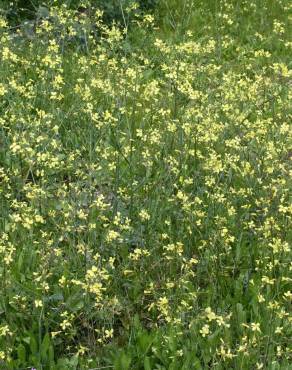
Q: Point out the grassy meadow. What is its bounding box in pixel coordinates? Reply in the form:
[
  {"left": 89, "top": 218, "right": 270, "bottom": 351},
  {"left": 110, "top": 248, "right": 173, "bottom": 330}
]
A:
[{"left": 0, "top": 0, "right": 291, "bottom": 369}]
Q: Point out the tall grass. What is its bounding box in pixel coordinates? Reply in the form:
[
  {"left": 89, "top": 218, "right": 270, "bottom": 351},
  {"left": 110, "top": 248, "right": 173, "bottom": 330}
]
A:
[{"left": 0, "top": 0, "right": 291, "bottom": 369}]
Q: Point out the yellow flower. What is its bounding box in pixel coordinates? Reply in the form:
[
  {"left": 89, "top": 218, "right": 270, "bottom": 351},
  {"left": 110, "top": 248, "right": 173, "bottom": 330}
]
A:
[
  {"left": 275, "top": 327, "right": 283, "bottom": 334},
  {"left": 34, "top": 299, "right": 43, "bottom": 308},
  {"left": 251, "top": 323, "right": 261, "bottom": 333},
  {"left": 139, "top": 209, "right": 150, "bottom": 221},
  {"left": 200, "top": 324, "right": 210, "bottom": 337},
  {"left": 0, "top": 83, "right": 6, "bottom": 96},
  {"left": 205, "top": 307, "right": 216, "bottom": 321},
  {"left": 0, "top": 325, "right": 12, "bottom": 337},
  {"left": 51, "top": 331, "right": 61, "bottom": 338}
]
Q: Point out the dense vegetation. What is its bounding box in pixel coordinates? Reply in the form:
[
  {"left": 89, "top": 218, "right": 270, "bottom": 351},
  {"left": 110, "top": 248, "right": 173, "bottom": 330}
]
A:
[
  {"left": 0, "top": 0, "right": 157, "bottom": 27},
  {"left": 0, "top": 0, "right": 291, "bottom": 369}
]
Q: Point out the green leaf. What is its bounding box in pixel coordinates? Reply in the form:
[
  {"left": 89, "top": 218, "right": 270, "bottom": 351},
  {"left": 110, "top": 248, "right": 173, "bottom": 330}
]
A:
[
  {"left": 137, "top": 330, "right": 153, "bottom": 354},
  {"left": 114, "top": 351, "right": 131, "bottom": 370},
  {"left": 41, "top": 333, "right": 51, "bottom": 360},
  {"left": 48, "top": 344, "right": 55, "bottom": 365},
  {"left": 37, "top": 6, "right": 49, "bottom": 19},
  {"left": 65, "top": 292, "right": 84, "bottom": 312},
  {"left": 44, "top": 293, "right": 64, "bottom": 303},
  {"left": 29, "top": 334, "right": 38, "bottom": 355},
  {"left": 17, "top": 344, "right": 26, "bottom": 363},
  {"left": 144, "top": 356, "right": 152, "bottom": 370}
]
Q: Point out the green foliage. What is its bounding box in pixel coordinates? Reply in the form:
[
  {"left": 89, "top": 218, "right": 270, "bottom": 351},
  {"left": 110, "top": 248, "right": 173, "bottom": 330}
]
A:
[
  {"left": 0, "top": 0, "right": 291, "bottom": 369},
  {"left": 0, "top": 0, "right": 157, "bottom": 27}
]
